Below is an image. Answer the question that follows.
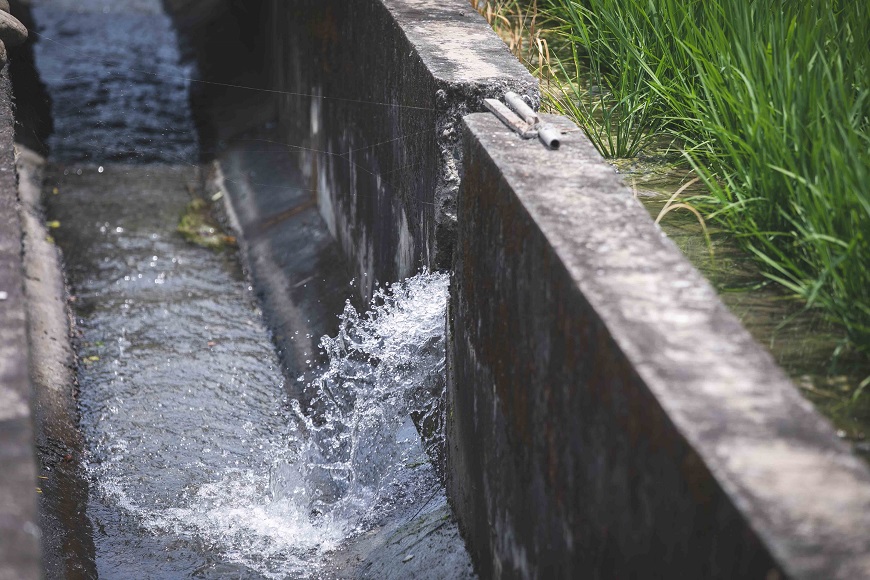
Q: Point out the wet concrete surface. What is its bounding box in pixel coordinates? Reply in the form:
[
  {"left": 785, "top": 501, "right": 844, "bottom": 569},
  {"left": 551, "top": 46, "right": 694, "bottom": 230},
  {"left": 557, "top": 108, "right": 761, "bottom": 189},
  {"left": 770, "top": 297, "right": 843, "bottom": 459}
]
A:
[
  {"left": 44, "top": 163, "right": 289, "bottom": 578},
  {"left": 17, "top": 146, "right": 97, "bottom": 580},
  {"left": 215, "top": 129, "right": 354, "bottom": 397}
]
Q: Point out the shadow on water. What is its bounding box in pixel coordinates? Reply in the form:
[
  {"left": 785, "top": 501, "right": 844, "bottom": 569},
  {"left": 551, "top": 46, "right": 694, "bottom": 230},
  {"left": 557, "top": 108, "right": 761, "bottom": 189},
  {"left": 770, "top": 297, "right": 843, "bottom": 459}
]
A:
[{"left": 618, "top": 159, "right": 870, "bottom": 458}]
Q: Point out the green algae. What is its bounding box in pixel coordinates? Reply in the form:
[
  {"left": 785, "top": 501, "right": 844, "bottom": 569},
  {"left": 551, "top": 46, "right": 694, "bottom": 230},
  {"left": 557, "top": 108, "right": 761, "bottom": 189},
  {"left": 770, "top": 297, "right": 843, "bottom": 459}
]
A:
[{"left": 177, "top": 197, "right": 236, "bottom": 250}]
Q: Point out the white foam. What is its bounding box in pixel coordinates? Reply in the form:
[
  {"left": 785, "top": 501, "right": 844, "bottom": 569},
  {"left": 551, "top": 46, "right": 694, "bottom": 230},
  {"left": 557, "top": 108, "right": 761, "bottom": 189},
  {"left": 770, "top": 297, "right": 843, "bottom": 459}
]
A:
[{"left": 88, "top": 271, "right": 449, "bottom": 578}]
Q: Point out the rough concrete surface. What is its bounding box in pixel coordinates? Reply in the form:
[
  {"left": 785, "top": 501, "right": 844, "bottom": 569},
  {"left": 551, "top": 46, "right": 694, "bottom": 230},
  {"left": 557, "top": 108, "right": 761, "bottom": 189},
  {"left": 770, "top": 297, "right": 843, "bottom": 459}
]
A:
[
  {"left": 0, "top": 70, "right": 41, "bottom": 580},
  {"left": 264, "top": 0, "right": 536, "bottom": 300},
  {"left": 447, "top": 113, "right": 870, "bottom": 579},
  {"left": 352, "top": 498, "right": 476, "bottom": 580}
]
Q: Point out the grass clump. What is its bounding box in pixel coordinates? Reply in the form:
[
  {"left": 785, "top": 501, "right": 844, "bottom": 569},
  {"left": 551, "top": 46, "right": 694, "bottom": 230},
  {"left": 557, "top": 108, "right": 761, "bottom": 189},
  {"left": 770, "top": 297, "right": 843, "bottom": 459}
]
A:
[
  {"left": 488, "top": 0, "right": 869, "bottom": 359},
  {"left": 543, "top": 0, "right": 666, "bottom": 157},
  {"left": 471, "top": 1, "right": 547, "bottom": 68}
]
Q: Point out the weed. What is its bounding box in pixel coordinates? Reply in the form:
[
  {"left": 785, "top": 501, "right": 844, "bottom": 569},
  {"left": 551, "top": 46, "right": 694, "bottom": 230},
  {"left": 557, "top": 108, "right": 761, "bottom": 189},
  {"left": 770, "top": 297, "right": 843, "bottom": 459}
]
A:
[{"left": 538, "top": 0, "right": 869, "bottom": 360}]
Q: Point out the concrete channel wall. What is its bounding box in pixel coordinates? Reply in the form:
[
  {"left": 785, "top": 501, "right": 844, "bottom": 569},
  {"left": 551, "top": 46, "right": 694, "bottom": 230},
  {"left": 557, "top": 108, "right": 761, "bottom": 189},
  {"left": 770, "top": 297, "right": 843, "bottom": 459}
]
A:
[
  {"left": 264, "top": 0, "right": 536, "bottom": 300},
  {"left": 447, "top": 114, "right": 870, "bottom": 578},
  {"left": 252, "top": 2, "right": 870, "bottom": 577},
  {"left": 0, "top": 70, "right": 42, "bottom": 580}
]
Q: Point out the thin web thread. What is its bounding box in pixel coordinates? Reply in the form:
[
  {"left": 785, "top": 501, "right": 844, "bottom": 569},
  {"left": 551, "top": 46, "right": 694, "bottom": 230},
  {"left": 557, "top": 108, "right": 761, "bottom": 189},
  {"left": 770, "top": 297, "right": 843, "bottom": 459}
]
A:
[
  {"left": 24, "top": 30, "right": 443, "bottom": 206},
  {"left": 31, "top": 29, "right": 439, "bottom": 112}
]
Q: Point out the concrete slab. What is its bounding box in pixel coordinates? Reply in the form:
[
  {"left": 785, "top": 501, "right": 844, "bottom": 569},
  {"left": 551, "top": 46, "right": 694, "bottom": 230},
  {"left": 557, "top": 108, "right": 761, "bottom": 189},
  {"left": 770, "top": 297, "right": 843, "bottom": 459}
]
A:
[
  {"left": 447, "top": 112, "right": 870, "bottom": 579},
  {"left": 214, "top": 127, "right": 355, "bottom": 395}
]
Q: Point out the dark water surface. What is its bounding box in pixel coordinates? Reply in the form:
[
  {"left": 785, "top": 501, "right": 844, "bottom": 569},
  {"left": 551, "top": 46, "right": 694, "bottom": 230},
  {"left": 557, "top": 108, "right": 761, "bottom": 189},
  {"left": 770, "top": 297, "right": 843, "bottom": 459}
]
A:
[{"left": 32, "top": 0, "right": 198, "bottom": 164}]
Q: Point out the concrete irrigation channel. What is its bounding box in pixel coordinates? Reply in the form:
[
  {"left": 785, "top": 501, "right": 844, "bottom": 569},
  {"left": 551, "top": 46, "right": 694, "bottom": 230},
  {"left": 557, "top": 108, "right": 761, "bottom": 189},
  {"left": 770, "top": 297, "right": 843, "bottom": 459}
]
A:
[{"left": 1, "top": 0, "right": 869, "bottom": 578}]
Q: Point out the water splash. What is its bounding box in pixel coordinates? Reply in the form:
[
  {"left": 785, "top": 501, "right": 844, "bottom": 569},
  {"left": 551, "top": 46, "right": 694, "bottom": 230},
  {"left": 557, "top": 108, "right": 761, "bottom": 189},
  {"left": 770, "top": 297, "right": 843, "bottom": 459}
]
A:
[
  {"left": 86, "top": 270, "right": 449, "bottom": 578},
  {"left": 278, "top": 270, "right": 449, "bottom": 531}
]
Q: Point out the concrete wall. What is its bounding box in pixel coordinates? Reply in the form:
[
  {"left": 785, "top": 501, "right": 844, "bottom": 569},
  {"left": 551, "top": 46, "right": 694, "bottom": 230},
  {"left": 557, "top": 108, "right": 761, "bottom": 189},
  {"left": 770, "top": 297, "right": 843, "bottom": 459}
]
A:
[
  {"left": 264, "top": 0, "right": 536, "bottom": 300},
  {"left": 446, "top": 113, "right": 870, "bottom": 579},
  {"left": 0, "top": 70, "right": 41, "bottom": 580}
]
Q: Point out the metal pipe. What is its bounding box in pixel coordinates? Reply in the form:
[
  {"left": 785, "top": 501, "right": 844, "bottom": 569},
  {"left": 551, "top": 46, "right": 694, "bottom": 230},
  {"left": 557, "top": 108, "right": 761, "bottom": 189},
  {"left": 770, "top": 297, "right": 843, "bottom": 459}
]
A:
[
  {"left": 484, "top": 98, "right": 536, "bottom": 139},
  {"left": 504, "top": 91, "right": 539, "bottom": 125},
  {"left": 537, "top": 124, "right": 561, "bottom": 149}
]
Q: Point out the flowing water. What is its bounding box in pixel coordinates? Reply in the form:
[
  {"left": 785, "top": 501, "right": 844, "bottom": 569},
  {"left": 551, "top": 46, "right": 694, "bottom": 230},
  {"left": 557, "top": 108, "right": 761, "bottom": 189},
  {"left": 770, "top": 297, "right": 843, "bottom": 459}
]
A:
[{"left": 31, "top": 0, "right": 458, "bottom": 576}]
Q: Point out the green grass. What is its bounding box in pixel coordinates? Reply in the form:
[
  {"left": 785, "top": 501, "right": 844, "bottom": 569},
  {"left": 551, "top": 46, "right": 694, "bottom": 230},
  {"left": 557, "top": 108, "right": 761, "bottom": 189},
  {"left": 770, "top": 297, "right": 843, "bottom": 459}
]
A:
[
  {"left": 535, "top": 0, "right": 870, "bottom": 361},
  {"left": 543, "top": 1, "right": 666, "bottom": 157}
]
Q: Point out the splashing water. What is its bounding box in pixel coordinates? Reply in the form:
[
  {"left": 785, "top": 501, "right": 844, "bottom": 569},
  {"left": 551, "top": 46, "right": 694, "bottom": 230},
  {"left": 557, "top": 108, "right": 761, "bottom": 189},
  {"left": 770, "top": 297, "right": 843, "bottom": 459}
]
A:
[
  {"left": 279, "top": 270, "right": 449, "bottom": 531},
  {"left": 86, "top": 271, "right": 449, "bottom": 578}
]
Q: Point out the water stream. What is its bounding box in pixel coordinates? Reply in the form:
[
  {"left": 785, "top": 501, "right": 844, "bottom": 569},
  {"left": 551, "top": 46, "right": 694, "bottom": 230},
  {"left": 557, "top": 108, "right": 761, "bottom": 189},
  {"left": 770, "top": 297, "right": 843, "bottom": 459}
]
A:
[{"left": 30, "top": 0, "right": 459, "bottom": 576}]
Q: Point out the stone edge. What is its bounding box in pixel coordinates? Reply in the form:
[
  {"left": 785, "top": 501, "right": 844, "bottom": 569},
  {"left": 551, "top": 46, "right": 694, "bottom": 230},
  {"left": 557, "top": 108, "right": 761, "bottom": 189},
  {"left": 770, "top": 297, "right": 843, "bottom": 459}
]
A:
[{"left": 0, "top": 69, "right": 41, "bottom": 580}]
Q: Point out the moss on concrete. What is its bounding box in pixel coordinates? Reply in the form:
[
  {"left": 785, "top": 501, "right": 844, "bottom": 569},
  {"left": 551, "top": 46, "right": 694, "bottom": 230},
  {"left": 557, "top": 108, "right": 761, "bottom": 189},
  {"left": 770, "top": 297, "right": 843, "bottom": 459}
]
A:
[{"left": 177, "top": 197, "right": 236, "bottom": 250}]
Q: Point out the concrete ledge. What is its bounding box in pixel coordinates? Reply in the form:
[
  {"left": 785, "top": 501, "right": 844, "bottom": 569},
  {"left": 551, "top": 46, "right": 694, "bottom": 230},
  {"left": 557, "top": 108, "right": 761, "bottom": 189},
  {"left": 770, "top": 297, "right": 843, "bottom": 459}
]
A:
[
  {"left": 446, "top": 112, "right": 870, "bottom": 578},
  {"left": 17, "top": 145, "right": 96, "bottom": 578},
  {"left": 265, "top": 0, "right": 536, "bottom": 300},
  {"left": 0, "top": 70, "right": 41, "bottom": 580}
]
